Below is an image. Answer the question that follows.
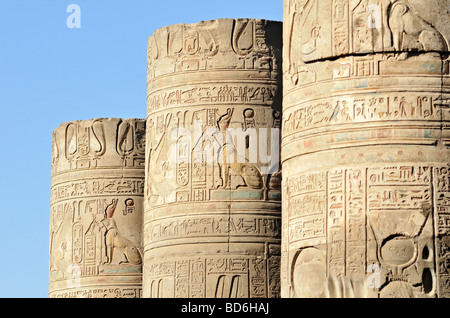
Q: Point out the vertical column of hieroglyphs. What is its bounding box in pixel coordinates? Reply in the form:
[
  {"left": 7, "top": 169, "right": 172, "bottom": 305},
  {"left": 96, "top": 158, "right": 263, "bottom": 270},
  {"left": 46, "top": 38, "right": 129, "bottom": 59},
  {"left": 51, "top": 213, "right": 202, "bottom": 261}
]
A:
[
  {"left": 49, "top": 118, "right": 146, "bottom": 298},
  {"left": 282, "top": 0, "right": 450, "bottom": 298},
  {"left": 144, "top": 19, "right": 282, "bottom": 298}
]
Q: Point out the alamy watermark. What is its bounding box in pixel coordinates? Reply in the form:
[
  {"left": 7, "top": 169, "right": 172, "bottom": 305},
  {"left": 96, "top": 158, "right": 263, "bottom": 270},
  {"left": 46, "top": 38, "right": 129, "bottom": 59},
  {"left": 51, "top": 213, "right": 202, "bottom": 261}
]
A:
[
  {"left": 164, "top": 120, "right": 280, "bottom": 175},
  {"left": 66, "top": 4, "right": 81, "bottom": 29},
  {"left": 366, "top": 4, "right": 382, "bottom": 29},
  {"left": 366, "top": 263, "right": 382, "bottom": 289},
  {"left": 66, "top": 264, "right": 82, "bottom": 288}
]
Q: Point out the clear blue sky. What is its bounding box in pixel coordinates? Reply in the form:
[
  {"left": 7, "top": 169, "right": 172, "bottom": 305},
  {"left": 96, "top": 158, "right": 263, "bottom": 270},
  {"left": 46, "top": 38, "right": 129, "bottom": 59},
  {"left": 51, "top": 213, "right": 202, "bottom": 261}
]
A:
[{"left": 0, "top": 0, "right": 282, "bottom": 298}]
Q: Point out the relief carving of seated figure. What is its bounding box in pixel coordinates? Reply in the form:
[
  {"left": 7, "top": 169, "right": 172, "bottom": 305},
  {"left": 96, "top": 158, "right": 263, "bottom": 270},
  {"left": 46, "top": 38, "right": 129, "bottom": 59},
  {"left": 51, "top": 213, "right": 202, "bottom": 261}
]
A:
[
  {"left": 389, "top": 0, "right": 448, "bottom": 59},
  {"left": 100, "top": 199, "right": 142, "bottom": 266}
]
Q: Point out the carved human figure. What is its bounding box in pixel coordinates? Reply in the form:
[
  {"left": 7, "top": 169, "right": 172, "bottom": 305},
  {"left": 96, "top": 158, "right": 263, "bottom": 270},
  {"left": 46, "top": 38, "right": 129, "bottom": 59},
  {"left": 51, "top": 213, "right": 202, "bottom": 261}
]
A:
[
  {"left": 212, "top": 108, "right": 263, "bottom": 189},
  {"left": 50, "top": 118, "right": 145, "bottom": 298},
  {"left": 101, "top": 199, "right": 142, "bottom": 265}
]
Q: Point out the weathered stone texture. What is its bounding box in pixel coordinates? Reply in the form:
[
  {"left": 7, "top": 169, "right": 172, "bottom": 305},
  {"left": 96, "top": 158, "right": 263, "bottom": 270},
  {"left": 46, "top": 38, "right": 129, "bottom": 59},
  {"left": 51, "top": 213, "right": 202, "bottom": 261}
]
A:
[
  {"left": 144, "top": 18, "right": 283, "bottom": 298},
  {"left": 49, "top": 0, "right": 450, "bottom": 300},
  {"left": 49, "top": 118, "right": 145, "bottom": 298},
  {"left": 282, "top": 0, "right": 450, "bottom": 298}
]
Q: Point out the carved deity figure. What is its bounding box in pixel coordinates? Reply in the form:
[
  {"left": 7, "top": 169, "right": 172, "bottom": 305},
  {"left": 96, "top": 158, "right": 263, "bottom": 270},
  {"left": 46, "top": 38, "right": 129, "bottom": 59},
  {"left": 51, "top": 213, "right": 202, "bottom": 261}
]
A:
[
  {"left": 211, "top": 108, "right": 263, "bottom": 189},
  {"left": 388, "top": 0, "right": 448, "bottom": 59},
  {"left": 100, "top": 199, "right": 142, "bottom": 265}
]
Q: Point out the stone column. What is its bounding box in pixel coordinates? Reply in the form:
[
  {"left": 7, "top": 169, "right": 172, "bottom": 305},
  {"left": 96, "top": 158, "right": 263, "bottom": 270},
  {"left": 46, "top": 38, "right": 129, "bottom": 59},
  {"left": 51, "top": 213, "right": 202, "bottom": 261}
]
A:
[
  {"left": 282, "top": 0, "right": 450, "bottom": 298},
  {"left": 144, "top": 19, "right": 282, "bottom": 298},
  {"left": 49, "top": 118, "right": 146, "bottom": 298}
]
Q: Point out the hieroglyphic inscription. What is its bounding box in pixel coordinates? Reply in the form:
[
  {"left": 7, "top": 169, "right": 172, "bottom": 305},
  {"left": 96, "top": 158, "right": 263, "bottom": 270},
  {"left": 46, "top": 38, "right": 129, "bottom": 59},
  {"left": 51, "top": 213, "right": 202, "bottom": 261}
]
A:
[
  {"left": 51, "top": 179, "right": 145, "bottom": 202},
  {"left": 283, "top": 95, "right": 438, "bottom": 137},
  {"left": 268, "top": 255, "right": 281, "bottom": 298},
  {"left": 287, "top": 172, "right": 327, "bottom": 245},
  {"left": 175, "top": 260, "right": 190, "bottom": 298},
  {"left": 283, "top": 0, "right": 449, "bottom": 299},
  {"left": 250, "top": 258, "right": 267, "bottom": 298},
  {"left": 346, "top": 169, "right": 366, "bottom": 276},
  {"left": 332, "top": 0, "right": 350, "bottom": 56},
  {"left": 49, "top": 287, "right": 142, "bottom": 298},
  {"left": 148, "top": 85, "right": 277, "bottom": 112},
  {"left": 367, "top": 165, "right": 432, "bottom": 249},
  {"left": 147, "top": 216, "right": 280, "bottom": 244},
  {"left": 436, "top": 166, "right": 450, "bottom": 234},
  {"left": 367, "top": 165, "right": 436, "bottom": 296},
  {"left": 190, "top": 259, "right": 205, "bottom": 298},
  {"left": 368, "top": 165, "right": 431, "bottom": 214},
  {"left": 435, "top": 165, "right": 450, "bottom": 297},
  {"left": 145, "top": 18, "right": 282, "bottom": 299},
  {"left": 286, "top": 164, "right": 442, "bottom": 296},
  {"left": 50, "top": 118, "right": 145, "bottom": 298},
  {"left": 50, "top": 197, "right": 143, "bottom": 280},
  {"left": 286, "top": 0, "right": 449, "bottom": 64},
  {"left": 207, "top": 258, "right": 248, "bottom": 298},
  {"left": 146, "top": 256, "right": 278, "bottom": 298},
  {"left": 328, "top": 169, "right": 346, "bottom": 277},
  {"left": 147, "top": 261, "right": 176, "bottom": 298},
  {"left": 148, "top": 19, "right": 280, "bottom": 80}
]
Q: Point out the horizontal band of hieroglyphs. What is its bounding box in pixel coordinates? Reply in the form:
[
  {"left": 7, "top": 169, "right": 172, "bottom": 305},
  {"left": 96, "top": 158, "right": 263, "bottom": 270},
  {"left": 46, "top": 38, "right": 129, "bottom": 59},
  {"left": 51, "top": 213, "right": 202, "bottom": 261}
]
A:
[
  {"left": 148, "top": 85, "right": 278, "bottom": 112},
  {"left": 146, "top": 256, "right": 281, "bottom": 277},
  {"left": 51, "top": 179, "right": 145, "bottom": 202},
  {"left": 146, "top": 216, "right": 281, "bottom": 243},
  {"left": 283, "top": 95, "right": 447, "bottom": 136},
  {"left": 49, "top": 287, "right": 141, "bottom": 298}
]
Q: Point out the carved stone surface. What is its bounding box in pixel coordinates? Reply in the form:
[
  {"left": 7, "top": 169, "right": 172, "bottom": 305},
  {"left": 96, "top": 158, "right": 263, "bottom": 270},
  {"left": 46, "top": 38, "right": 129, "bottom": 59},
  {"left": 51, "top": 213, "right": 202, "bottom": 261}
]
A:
[
  {"left": 49, "top": 118, "right": 145, "bottom": 298},
  {"left": 144, "top": 19, "right": 282, "bottom": 298},
  {"left": 286, "top": 0, "right": 449, "bottom": 64},
  {"left": 282, "top": 0, "right": 450, "bottom": 298}
]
